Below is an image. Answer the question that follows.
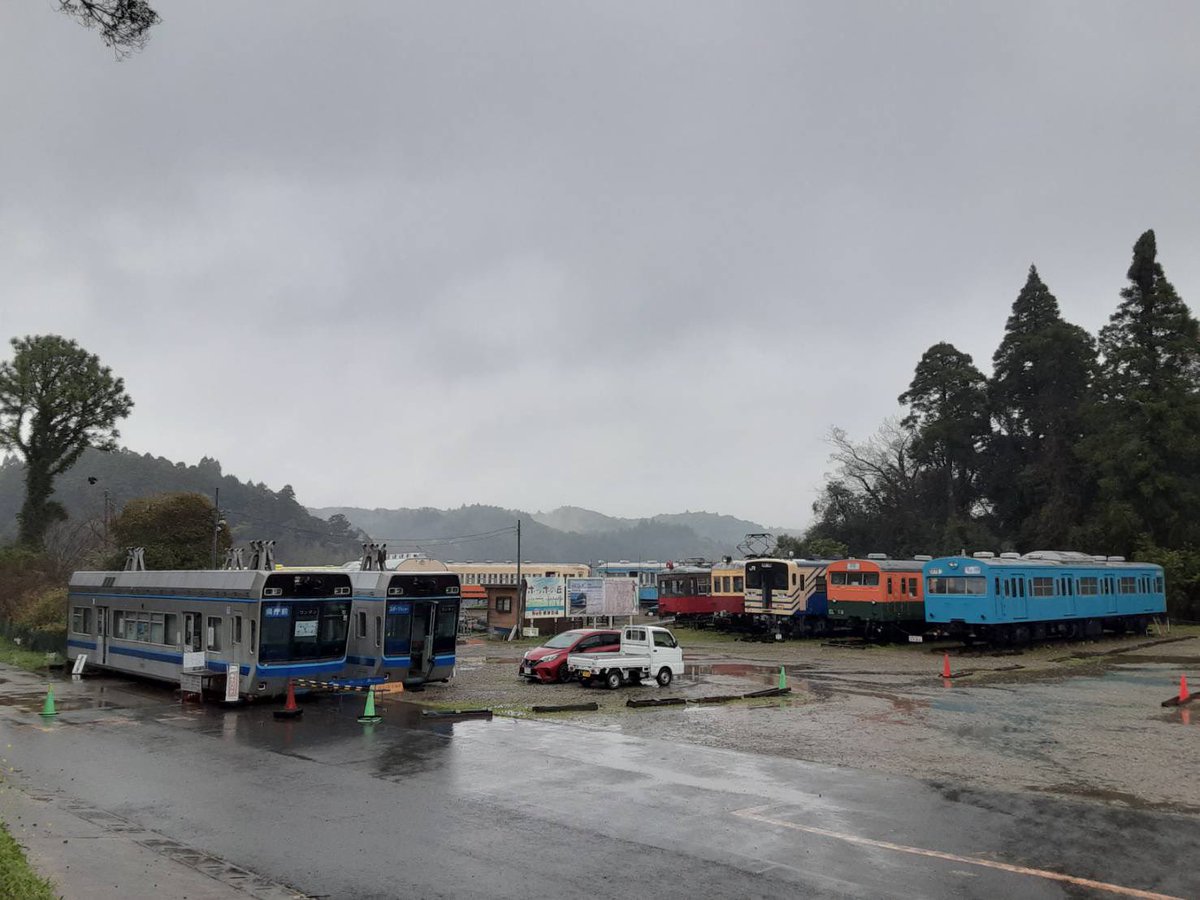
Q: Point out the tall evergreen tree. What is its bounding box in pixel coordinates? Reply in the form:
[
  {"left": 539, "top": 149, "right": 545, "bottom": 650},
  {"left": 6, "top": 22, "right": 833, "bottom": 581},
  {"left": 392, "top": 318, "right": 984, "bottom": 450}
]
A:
[
  {"left": 899, "top": 343, "right": 990, "bottom": 546},
  {"left": 987, "top": 266, "right": 1096, "bottom": 548},
  {"left": 1087, "top": 229, "right": 1200, "bottom": 551}
]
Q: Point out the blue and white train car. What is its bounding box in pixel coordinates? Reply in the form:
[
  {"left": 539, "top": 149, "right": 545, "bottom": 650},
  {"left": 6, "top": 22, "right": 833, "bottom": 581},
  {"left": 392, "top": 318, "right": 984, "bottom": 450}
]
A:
[
  {"left": 923, "top": 550, "right": 1166, "bottom": 643},
  {"left": 67, "top": 568, "right": 353, "bottom": 698},
  {"left": 343, "top": 559, "right": 461, "bottom": 686}
]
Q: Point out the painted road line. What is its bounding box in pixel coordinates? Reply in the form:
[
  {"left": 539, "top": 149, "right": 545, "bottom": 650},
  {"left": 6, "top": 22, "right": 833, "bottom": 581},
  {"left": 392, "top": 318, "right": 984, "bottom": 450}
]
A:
[{"left": 732, "top": 805, "right": 1182, "bottom": 900}]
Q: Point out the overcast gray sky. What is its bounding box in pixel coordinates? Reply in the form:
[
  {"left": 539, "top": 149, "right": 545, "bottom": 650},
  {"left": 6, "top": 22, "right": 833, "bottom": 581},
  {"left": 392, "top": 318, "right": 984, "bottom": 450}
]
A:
[{"left": 2, "top": 2, "right": 1198, "bottom": 527}]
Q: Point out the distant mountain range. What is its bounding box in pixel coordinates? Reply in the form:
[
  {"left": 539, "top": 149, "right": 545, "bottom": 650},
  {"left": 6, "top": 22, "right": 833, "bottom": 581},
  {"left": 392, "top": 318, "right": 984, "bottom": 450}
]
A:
[
  {"left": 310, "top": 504, "right": 795, "bottom": 564},
  {"left": 0, "top": 445, "right": 796, "bottom": 567}
]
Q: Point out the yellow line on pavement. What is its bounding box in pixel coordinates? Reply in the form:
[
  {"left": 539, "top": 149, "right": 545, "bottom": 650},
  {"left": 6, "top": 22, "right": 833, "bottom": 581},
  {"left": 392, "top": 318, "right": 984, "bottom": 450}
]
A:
[{"left": 732, "top": 805, "right": 1181, "bottom": 900}]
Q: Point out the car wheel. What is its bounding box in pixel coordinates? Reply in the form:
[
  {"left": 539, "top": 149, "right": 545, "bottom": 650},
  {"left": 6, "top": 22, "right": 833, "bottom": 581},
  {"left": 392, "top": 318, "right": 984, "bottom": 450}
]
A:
[
  {"left": 558, "top": 664, "right": 573, "bottom": 683},
  {"left": 605, "top": 670, "right": 623, "bottom": 690},
  {"left": 656, "top": 667, "right": 673, "bottom": 687}
]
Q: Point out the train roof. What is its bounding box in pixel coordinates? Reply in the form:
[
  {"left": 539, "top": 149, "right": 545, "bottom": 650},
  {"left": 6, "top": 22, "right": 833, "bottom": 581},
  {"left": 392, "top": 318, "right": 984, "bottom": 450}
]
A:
[
  {"left": 827, "top": 558, "right": 926, "bottom": 573},
  {"left": 70, "top": 569, "right": 270, "bottom": 591},
  {"left": 927, "top": 553, "right": 1161, "bottom": 571}
]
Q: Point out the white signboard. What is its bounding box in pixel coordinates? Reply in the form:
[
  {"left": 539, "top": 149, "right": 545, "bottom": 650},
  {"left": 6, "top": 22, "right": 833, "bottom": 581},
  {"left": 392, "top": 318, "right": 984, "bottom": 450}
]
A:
[
  {"left": 568, "top": 578, "right": 604, "bottom": 615},
  {"left": 526, "top": 576, "right": 566, "bottom": 618},
  {"left": 72, "top": 654, "right": 87, "bottom": 676},
  {"left": 601, "top": 578, "right": 638, "bottom": 616},
  {"left": 183, "top": 650, "right": 206, "bottom": 671},
  {"left": 224, "top": 666, "right": 240, "bottom": 702},
  {"left": 180, "top": 672, "right": 202, "bottom": 694},
  {"left": 294, "top": 619, "right": 319, "bottom": 638}
]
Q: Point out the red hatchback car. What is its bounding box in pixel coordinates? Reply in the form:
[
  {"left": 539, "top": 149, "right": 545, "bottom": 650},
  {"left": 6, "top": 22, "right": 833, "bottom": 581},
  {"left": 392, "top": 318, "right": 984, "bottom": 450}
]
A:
[{"left": 519, "top": 629, "right": 622, "bottom": 683}]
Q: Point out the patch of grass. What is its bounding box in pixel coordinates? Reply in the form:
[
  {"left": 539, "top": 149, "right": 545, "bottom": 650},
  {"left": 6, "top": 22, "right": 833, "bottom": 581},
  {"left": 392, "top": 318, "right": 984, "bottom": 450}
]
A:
[
  {"left": 0, "top": 636, "right": 53, "bottom": 673},
  {"left": 0, "top": 820, "right": 56, "bottom": 900}
]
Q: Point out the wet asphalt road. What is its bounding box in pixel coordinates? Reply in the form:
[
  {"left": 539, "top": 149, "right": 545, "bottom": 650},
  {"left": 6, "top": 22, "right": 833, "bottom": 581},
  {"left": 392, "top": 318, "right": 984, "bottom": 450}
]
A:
[{"left": 3, "top": 673, "right": 1198, "bottom": 899}]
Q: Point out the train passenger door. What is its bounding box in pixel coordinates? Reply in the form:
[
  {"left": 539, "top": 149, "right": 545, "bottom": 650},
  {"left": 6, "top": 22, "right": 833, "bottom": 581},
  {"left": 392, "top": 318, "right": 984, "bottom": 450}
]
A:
[
  {"left": 409, "top": 601, "right": 437, "bottom": 677},
  {"left": 95, "top": 606, "right": 109, "bottom": 665},
  {"left": 183, "top": 613, "right": 203, "bottom": 653}
]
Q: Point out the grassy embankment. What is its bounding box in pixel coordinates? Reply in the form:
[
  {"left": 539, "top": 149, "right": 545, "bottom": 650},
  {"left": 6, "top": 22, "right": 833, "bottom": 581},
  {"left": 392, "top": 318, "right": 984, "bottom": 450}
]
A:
[
  {"left": 0, "top": 820, "right": 56, "bottom": 900},
  {"left": 0, "top": 636, "right": 53, "bottom": 673}
]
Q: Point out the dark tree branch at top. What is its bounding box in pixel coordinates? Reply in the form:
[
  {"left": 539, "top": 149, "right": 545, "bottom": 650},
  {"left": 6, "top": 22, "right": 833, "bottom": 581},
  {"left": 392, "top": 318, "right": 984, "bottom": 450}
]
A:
[{"left": 59, "top": 0, "right": 160, "bottom": 59}]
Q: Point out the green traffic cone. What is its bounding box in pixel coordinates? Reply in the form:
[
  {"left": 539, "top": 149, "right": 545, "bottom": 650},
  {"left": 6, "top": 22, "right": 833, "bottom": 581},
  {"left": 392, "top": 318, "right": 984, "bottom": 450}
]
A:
[
  {"left": 40, "top": 684, "right": 58, "bottom": 718},
  {"left": 777, "top": 666, "right": 787, "bottom": 691},
  {"left": 357, "top": 686, "right": 382, "bottom": 723}
]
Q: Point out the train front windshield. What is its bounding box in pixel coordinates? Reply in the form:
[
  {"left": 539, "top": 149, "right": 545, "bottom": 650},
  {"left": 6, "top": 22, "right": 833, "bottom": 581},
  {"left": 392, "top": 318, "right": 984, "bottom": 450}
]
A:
[
  {"left": 258, "top": 572, "right": 353, "bottom": 662},
  {"left": 260, "top": 601, "right": 351, "bottom": 661},
  {"left": 746, "top": 563, "right": 788, "bottom": 590},
  {"left": 384, "top": 573, "right": 460, "bottom": 657}
]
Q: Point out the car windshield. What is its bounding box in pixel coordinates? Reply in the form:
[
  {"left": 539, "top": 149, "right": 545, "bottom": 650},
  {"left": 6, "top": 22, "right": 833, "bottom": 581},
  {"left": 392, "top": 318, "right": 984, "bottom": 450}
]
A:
[{"left": 542, "top": 631, "right": 583, "bottom": 649}]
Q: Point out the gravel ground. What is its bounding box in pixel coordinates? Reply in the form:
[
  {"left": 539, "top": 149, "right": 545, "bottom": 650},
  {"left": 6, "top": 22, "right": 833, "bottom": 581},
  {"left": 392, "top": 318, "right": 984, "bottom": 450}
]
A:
[{"left": 408, "top": 625, "right": 1200, "bottom": 812}]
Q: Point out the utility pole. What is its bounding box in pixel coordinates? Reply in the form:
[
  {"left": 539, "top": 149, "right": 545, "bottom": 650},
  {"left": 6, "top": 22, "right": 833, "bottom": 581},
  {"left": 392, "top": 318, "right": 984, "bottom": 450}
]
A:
[{"left": 510, "top": 518, "right": 523, "bottom": 641}]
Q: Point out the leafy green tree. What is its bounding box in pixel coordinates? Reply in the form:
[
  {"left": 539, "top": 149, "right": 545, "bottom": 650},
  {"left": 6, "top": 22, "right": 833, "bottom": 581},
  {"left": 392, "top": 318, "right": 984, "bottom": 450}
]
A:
[
  {"left": 774, "top": 534, "right": 848, "bottom": 560},
  {"left": 1086, "top": 230, "right": 1200, "bottom": 551},
  {"left": 107, "top": 492, "right": 230, "bottom": 570},
  {"left": 987, "top": 266, "right": 1096, "bottom": 547},
  {"left": 0, "top": 336, "right": 134, "bottom": 549},
  {"left": 899, "top": 342, "right": 990, "bottom": 543}
]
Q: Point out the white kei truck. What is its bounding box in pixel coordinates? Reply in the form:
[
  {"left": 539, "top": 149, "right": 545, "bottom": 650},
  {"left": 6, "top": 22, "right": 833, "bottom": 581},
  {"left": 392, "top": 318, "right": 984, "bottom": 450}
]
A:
[{"left": 567, "top": 625, "right": 684, "bottom": 689}]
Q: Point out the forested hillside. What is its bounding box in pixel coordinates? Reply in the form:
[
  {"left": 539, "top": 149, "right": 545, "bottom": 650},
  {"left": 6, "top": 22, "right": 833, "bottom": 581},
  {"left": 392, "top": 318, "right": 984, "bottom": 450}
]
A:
[
  {"left": 310, "top": 504, "right": 752, "bottom": 563},
  {"left": 0, "top": 449, "right": 364, "bottom": 565}
]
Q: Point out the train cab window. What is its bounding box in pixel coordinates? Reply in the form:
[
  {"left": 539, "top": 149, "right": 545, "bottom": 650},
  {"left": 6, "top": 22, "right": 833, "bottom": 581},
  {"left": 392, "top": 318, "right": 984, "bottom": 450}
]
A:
[
  {"left": 71, "top": 606, "right": 94, "bottom": 634},
  {"left": 1156, "top": 576, "right": 1164, "bottom": 593},
  {"left": 206, "top": 616, "right": 223, "bottom": 652},
  {"left": 830, "top": 572, "right": 847, "bottom": 586},
  {"left": 863, "top": 573, "right": 879, "bottom": 587}
]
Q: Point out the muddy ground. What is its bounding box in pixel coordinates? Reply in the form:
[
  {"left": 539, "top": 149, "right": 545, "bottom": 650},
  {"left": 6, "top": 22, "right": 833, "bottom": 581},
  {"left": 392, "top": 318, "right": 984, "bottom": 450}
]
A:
[{"left": 410, "top": 625, "right": 1200, "bottom": 814}]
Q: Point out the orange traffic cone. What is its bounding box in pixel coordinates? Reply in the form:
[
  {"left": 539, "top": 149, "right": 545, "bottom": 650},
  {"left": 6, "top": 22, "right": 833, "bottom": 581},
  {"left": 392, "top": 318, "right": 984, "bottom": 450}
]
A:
[
  {"left": 941, "top": 653, "right": 952, "bottom": 679},
  {"left": 273, "top": 679, "right": 303, "bottom": 720},
  {"left": 1179, "top": 674, "right": 1190, "bottom": 705}
]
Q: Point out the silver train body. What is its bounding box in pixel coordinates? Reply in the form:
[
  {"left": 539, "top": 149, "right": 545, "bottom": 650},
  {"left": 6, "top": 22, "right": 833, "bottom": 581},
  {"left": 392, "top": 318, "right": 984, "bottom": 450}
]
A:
[
  {"left": 342, "top": 561, "right": 461, "bottom": 686},
  {"left": 66, "top": 568, "right": 354, "bottom": 698}
]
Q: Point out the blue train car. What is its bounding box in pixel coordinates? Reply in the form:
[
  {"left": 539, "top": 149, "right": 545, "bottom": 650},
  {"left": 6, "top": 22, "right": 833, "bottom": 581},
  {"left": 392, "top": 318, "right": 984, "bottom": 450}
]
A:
[{"left": 923, "top": 550, "right": 1165, "bottom": 643}]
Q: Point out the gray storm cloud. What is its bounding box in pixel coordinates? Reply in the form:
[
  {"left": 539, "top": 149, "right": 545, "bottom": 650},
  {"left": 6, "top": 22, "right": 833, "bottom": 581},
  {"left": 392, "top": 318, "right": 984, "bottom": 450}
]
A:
[{"left": 1, "top": 1, "right": 1197, "bottom": 526}]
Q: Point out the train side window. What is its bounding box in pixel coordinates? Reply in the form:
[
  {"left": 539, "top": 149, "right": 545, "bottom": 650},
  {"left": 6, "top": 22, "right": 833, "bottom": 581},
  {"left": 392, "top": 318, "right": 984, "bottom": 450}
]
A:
[
  {"left": 356, "top": 611, "right": 368, "bottom": 639},
  {"left": 734, "top": 576, "right": 743, "bottom": 592},
  {"left": 911, "top": 579, "right": 918, "bottom": 598},
  {"left": 994, "top": 578, "right": 1000, "bottom": 595},
  {"left": 1156, "top": 576, "right": 1164, "bottom": 593},
  {"left": 375, "top": 616, "right": 382, "bottom": 648},
  {"left": 888, "top": 578, "right": 894, "bottom": 595},
  {"left": 1003, "top": 580, "right": 1010, "bottom": 597},
  {"left": 206, "top": 616, "right": 223, "bottom": 652},
  {"left": 249, "top": 620, "right": 256, "bottom": 654},
  {"left": 233, "top": 616, "right": 243, "bottom": 645},
  {"left": 1019, "top": 579, "right": 1026, "bottom": 597},
  {"left": 71, "top": 606, "right": 94, "bottom": 634},
  {"left": 791, "top": 573, "right": 797, "bottom": 586},
  {"left": 797, "top": 573, "right": 805, "bottom": 591}
]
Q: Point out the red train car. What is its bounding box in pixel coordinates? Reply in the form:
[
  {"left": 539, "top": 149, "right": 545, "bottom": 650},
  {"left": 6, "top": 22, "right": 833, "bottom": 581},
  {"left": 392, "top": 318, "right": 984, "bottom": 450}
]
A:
[{"left": 657, "top": 560, "right": 746, "bottom": 621}]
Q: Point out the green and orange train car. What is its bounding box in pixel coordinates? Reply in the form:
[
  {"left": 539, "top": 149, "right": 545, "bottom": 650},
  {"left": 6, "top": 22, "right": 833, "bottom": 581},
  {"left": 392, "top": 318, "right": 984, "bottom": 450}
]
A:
[{"left": 825, "top": 555, "right": 930, "bottom": 640}]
